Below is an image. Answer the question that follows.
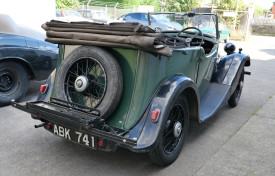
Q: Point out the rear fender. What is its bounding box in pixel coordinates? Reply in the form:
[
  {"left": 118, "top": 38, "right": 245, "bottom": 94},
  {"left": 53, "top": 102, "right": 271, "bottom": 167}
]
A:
[
  {"left": 0, "top": 57, "right": 35, "bottom": 79},
  {"left": 127, "top": 74, "right": 199, "bottom": 152}
]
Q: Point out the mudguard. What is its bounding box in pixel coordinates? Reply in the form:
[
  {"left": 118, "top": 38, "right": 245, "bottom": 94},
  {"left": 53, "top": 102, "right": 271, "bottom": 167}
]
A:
[
  {"left": 212, "top": 52, "right": 250, "bottom": 93},
  {"left": 127, "top": 74, "right": 199, "bottom": 152},
  {"left": 0, "top": 57, "right": 35, "bottom": 79}
]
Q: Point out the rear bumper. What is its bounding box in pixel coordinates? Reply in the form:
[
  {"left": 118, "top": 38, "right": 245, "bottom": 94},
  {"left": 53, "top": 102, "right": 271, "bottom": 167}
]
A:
[{"left": 11, "top": 99, "right": 139, "bottom": 152}]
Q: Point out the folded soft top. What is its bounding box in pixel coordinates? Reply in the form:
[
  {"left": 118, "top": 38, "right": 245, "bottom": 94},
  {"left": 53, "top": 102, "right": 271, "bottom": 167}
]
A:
[{"left": 42, "top": 21, "right": 172, "bottom": 57}]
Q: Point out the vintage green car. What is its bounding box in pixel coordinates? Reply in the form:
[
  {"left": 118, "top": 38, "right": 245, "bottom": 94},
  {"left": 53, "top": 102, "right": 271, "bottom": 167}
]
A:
[{"left": 13, "top": 12, "right": 250, "bottom": 166}]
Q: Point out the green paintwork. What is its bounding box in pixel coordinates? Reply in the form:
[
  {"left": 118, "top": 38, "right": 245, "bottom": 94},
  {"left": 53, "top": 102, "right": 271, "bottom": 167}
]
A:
[
  {"left": 52, "top": 35, "right": 218, "bottom": 130},
  {"left": 50, "top": 45, "right": 65, "bottom": 99},
  {"left": 105, "top": 48, "right": 167, "bottom": 129},
  {"left": 219, "top": 29, "right": 230, "bottom": 42},
  {"left": 105, "top": 38, "right": 216, "bottom": 129}
]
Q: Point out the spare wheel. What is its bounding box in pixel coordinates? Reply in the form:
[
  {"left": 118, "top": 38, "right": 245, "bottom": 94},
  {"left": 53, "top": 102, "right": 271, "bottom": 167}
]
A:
[{"left": 55, "top": 46, "right": 123, "bottom": 119}]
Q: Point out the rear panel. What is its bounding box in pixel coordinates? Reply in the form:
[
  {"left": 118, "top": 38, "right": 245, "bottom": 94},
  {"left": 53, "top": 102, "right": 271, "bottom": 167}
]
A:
[{"left": 51, "top": 44, "right": 210, "bottom": 130}]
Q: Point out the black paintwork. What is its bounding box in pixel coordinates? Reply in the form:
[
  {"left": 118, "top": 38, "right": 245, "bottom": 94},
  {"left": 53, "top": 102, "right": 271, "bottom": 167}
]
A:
[
  {"left": 0, "top": 33, "right": 58, "bottom": 80},
  {"left": 199, "top": 83, "right": 230, "bottom": 121},
  {"left": 212, "top": 52, "right": 250, "bottom": 85},
  {"left": 128, "top": 74, "right": 199, "bottom": 152},
  {"left": 11, "top": 100, "right": 136, "bottom": 152},
  {"left": 197, "top": 52, "right": 250, "bottom": 122}
]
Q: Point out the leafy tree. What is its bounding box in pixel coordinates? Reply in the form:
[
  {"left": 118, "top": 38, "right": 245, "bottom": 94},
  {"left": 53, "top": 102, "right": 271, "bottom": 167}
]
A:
[
  {"left": 56, "top": 0, "right": 80, "bottom": 10},
  {"left": 212, "top": 0, "right": 248, "bottom": 11},
  {"left": 80, "top": 0, "right": 160, "bottom": 11},
  {"left": 140, "top": 0, "right": 160, "bottom": 11},
  {"left": 165, "top": 0, "right": 201, "bottom": 12},
  {"left": 254, "top": 5, "right": 269, "bottom": 18}
]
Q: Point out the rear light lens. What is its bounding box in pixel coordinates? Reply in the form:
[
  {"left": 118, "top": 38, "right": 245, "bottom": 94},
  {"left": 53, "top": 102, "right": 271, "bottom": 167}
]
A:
[
  {"left": 151, "top": 109, "right": 160, "bottom": 123},
  {"left": 46, "top": 123, "right": 51, "bottom": 129},
  {"left": 98, "top": 140, "right": 104, "bottom": 147},
  {"left": 40, "top": 84, "right": 48, "bottom": 94}
]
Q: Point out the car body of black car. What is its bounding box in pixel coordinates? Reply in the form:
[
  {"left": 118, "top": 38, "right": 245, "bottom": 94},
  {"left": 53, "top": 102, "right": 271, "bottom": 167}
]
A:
[{"left": 0, "top": 33, "right": 58, "bottom": 105}]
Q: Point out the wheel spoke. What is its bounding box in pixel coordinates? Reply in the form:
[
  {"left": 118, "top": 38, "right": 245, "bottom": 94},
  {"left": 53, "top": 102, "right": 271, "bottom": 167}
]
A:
[
  {"left": 163, "top": 128, "right": 173, "bottom": 141},
  {"left": 163, "top": 136, "right": 174, "bottom": 151},
  {"left": 64, "top": 57, "right": 106, "bottom": 108},
  {"left": 162, "top": 104, "right": 185, "bottom": 155}
]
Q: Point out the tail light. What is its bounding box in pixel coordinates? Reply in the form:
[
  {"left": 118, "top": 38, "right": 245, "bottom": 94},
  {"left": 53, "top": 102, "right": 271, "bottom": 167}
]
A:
[
  {"left": 40, "top": 84, "right": 48, "bottom": 94},
  {"left": 46, "top": 123, "right": 51, "bottom": 129},
  {"left": 151, "top": 109, "right": 160, "bottom": 123}
]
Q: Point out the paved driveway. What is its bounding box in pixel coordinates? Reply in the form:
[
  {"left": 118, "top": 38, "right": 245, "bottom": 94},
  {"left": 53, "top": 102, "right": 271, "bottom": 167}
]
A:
[{"left": 0, "top": 35, "right": 275, "bottom": 176}]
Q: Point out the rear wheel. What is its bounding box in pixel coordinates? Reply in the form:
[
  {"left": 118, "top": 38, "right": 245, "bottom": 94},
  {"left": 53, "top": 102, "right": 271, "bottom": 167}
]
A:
[
  {"left": 0, "top": 62, "right": 29, "bottom": 105},
  {"left": 55, "top": 46, "right": 123, "bottom": 119},
  {"left": 149, "top": 95, "right": 189, "bottom": 166},
  {"left": 228, "top": 69, "right": 244, "bottom": 107}
]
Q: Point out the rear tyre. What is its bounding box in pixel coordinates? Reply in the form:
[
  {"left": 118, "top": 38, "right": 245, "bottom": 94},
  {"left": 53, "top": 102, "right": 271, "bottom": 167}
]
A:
[
  {"left": 0, "top": 62, "right": 29, "bottom": 105},
  {"left": 228, "top": 69, "right": 244, "bottom": 107},
  {"left": 149, "top": 95, "right": 189, "bottom": 166},
  {"left": 55, "top": 46, "right": 123, "bottom": 119}
]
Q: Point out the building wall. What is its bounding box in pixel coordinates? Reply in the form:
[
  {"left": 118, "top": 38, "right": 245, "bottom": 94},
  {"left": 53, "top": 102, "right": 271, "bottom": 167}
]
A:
[
  {"left": 252, "top": 18, "right": 275, "bottom": 36},
  {"left": 272, "top": 2, "right": 275, "bottom": 19}
]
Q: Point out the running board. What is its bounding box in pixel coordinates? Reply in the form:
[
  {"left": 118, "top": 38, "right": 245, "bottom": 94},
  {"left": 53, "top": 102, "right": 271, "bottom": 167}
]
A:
[{"left": 199, "top": 83, "right": 230, "bottom": 122}]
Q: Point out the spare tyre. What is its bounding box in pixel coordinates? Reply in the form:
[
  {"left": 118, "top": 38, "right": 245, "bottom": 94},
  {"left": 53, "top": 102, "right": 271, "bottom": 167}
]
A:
[{"left": 55, "top": 46, "right": 123, "bottom": 119}]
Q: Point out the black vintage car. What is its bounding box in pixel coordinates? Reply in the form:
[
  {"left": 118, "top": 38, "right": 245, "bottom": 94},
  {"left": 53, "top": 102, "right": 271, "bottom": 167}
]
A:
[{"left": 0, "top": 15, "right": 58, "bottom": 105}]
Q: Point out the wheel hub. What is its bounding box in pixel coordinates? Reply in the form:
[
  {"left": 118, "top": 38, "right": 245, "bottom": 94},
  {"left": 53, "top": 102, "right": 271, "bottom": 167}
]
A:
[
  {"left": 0, "top": 72, "right": 14, "bottom": 92},
  {"left": 74, "top": 75, "right": 89, "bottom": 92},
  {"left": 173, "top": 121, "right": 182, "bottom": 138}
]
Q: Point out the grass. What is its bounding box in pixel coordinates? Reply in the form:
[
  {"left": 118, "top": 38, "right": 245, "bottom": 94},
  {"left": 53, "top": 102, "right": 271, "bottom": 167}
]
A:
[
  {"left": 252, "top": 32, "right": 275, "bottom": 36},
  {"left": 251, "top": 95, "right": 274, "bottom": 116},
  {"left": 252, "top": 107, "right": 261, "bottom": 116},
  {"left": 230, "top": 29, "right": 245, "bottom": 41}
]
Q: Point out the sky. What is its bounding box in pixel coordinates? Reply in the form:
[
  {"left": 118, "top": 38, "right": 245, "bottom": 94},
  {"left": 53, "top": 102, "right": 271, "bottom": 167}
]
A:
[{"left": 254, "top": 0, "right": 274, "bottom": 9}]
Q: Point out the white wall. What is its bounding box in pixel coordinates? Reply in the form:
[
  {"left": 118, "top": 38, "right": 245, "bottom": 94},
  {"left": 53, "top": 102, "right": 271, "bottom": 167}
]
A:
[
  {"left": 136, "top": 5, "right": 154, "bottom": 12},
  {"left": 0, "top": 0, "right": 55, "bottom": 39}
]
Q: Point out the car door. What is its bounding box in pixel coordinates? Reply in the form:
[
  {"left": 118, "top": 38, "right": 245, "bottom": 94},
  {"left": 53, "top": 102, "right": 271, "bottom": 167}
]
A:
[
  {"left": 196, "top": 42, "right": 218, "bottom": 97},
  {"left": 140, "top": 13, "right": 149, "bottom": 25}
]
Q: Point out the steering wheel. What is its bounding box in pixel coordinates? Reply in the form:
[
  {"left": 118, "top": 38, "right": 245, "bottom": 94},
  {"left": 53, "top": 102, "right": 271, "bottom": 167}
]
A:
[{"left": 176, "top": 27, "right": 204, "bottom": 47}]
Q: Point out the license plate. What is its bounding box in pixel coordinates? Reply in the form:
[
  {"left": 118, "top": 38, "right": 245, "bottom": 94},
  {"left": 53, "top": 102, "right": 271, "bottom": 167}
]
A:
[{"left": 50, "top": 124, "right": 95, "bottom": 148}]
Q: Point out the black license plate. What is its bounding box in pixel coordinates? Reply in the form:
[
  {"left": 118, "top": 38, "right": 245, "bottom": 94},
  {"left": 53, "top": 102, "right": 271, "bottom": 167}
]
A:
[{"left": 49, "top": 124, "right": 96, "bottom": 148}]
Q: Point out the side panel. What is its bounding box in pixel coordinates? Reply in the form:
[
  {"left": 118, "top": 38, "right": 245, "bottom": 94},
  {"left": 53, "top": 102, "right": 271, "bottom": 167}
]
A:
[
  {"left": 164, "top": 47, "right": 201, "bottom": 80},
  {"left": 106, "top": 49, "right": 167, "bottom": 129}
]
